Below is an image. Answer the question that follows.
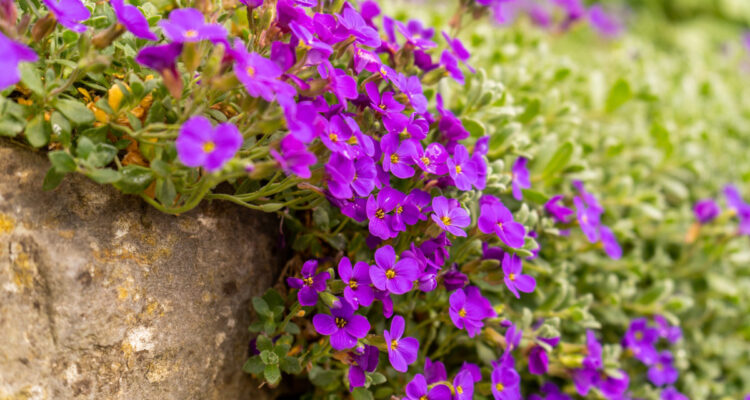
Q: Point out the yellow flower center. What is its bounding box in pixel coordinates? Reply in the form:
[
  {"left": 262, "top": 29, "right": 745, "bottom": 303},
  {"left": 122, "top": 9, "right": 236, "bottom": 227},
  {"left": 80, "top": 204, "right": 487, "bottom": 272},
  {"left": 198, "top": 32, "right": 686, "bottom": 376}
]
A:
[
  {"left": 349, "top": 279, "right": 358, "bottom": 289},
  {"left": 656, "top": 363, "right": 664, "bottom": 371},
  {"left": 202, "top": 141, "right": 216, "bottom": 153},
  {"left": 379, "top": 104, "right": 387, "bottom": 110},
  {"left": 455, "top": 165, "right": 462, "bottom": 174},
  {"left": 581, "top": 215, "right": 588, "bottom": 223},
  {"left": 303, "top": 276, "right": 314, "bottom": 286},
  {"left": 458, "top": 308, "right": 467, "bottom": 318},
  {"left": 635, "top": 331, "right": 643, "bottom": 341},
  {"left": 420, "top": 396, "right": 428, "bottom": 400},
  {"left": 390, "top": 154, "right": 400, "bottom": 164},
  {"left": 385, "top": 269, "right": 396, "bottom": 279},
  {"left": 391, "top": 339, "right": 399, "bottom": 350},
  {"left": 421, "top": 156, "right": 430, "bottom": 166},
  {"left": 335, "top": 317, "right": 347, "bottom": 328},
  {"left": 397, "top": 206, "right": 404, "bottom": 214},
  {"left": 441, "top": 216, "right": 452, "bottom": 226},
  {"left": 497, "top": 222, "right": 503, "bottom": 230},
  {"left": 347, "top": 135, "right": 358, "bottom": 145},
  {"left": 456, "top": 386, "right": 463, "bottom": 395},
  {"left": 376, "top": 209, "right": 385, "bottom": 219},
  {"left": 495, "top": 383, "right": 504, "bottom": 392},
  {"left": 246, "top": 66, "right": 256, "bottom": 77},
  {"left": 329, "top": 132, "right": 339, "bottom": 142},
  {"left": 401, "top": 128, "right": 410, "bottom": 138},
  {"left": 185, "top": 29, "right": 198, "bottom": 38},
  {"left": 379, "top": 67, "right": 387, "bottom": 76},
  {"left": 508, "top": 273, "right": 516, "bottom": 281}
]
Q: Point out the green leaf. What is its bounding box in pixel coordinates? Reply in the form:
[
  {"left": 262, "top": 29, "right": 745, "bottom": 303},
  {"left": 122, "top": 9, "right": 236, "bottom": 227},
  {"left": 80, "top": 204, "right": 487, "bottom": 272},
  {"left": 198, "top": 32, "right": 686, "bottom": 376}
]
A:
[
  {"left": 87, "top": 168, "right": 121, "bottom": 184},
  {"left": 42, "top": 168, "right": 66, "bottom": 191},
  {"left": 50, "top": 111, "right": 72, "bottom": 146},
  {"left": 461, "top": 118, "right": 486, "bottom": 137},
  {"left": 25, "top": 115, "right": 51, "bottom": 148},
  {"left": 541, "top": 141, "right": 573, "bottom": 180},
  {"left": 518, "top": 98, "right": 540, "bottom": 123},
  {"left": 260, "top": 203, "right": 285, "bottom": 212},
  {"left": 605, "top": 78, "right": 632, "bottom": 113},
  {"left": 351, "top": 387, "right": 374, "bottom": 400},
  {"left": 279, "top": 356, "right": 301, "bottom": 374},
  {"left": 113, "top": 165, "right": 154, "bottom": 194},
  {"left": 284, "top": 322, "right": 300, "bottom": 335},
  {"left": 0, "top": 115, "right": 25, "bottom": 137},
  {"left": 309, "top": 365, "right": 337, "bottom": 387},
  {"left": 155, "top": 178, "right": 177, "bottom": 206},
  {"left": 370, "top": 373, "right": 386, "bottom": 385},
  {"left": 19, "top": 64, "right": 44, "bottom": 96},
  {"left": 87, "top": 143, "right": 118, "bottom": 168},
  {"left": 76, "top": 136, "right": 95, "bottom": 159},
  {"left": 636, "top": 280, "right": 674, "bottom": 306},
  {"left": 263, "top": 364, "right": 281, "bottom": 385},
  {"left": 255, "top": 335, "right": 273, "bottom": 352},
  {"left": 260, "top": 349, "right": 278, "bottom": 365},
  {"left": 48, "top": 151, "right": 77, "bottom": 173},
  {"left": 55, "top": 99, "right": 95, "bottom": 126},
  {"left": 242, "top": 356, "right": 264, "bottom": 374},
  {"left": 252, "top": 297, "right": 271, "bottom": 317},
  {"left": 521, "top": 189, "right": 549, "bottom": 204}
]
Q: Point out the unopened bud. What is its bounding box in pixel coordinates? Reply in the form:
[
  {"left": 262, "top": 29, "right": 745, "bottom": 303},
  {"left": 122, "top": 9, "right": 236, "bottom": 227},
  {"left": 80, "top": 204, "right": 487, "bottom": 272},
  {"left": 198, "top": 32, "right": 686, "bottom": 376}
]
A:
[
  {"left": 92, "top": 23, "right": 126, "bottom": 49},
  {"left": 32, "top": 13, "right": 57, "bottom": 42}
]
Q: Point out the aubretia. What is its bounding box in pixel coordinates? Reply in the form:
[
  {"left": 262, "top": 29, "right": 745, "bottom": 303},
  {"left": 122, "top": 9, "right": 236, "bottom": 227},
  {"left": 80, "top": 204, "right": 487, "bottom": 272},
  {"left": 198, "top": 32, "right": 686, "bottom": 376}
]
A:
[
  {"left": 449, "top": 286, "right": 496, "bottom": 337},
  {"left": 176, "top": 116, "right": 243, "bottom": 172},
  {"left": 511, "top": 157, "right": 530, "bottom": 200},
  {"left": 404, "top": 374, "right": 451, "bottom": 400},
  {"left": 431, "top": 196, "right": 471, "bottom": 237},
  {"left": 111, "top": 0, "right": 157, "bottom": 40},
  {"left": 286, "top": 260, "right": 329, "bottom": 306},
  {"left": 0, "top": 32, "right": 38, "bottom": 91},
  {"left": 502, "top": 253, "right": 536, "bottom": 298},
  {"left": 42, "top": 0, "right": 90, "bottom": 33},
  {"left": 159, "top": 8, "right": 227, "bottom": 43},
  {"left": 384, "top": 315, "right": 419, "bottom": 372},
  {"left": 370, "top": 245, "right": 418, "bottom": 295},
  {"left": 693, "top": 198, "right": 720, "bottom": 223},
  {"left": 478, "top": 196, "right": 526, "bottom": 248},
  {"left": 312, "top": 301, "right": 370, "bottom": 351}
]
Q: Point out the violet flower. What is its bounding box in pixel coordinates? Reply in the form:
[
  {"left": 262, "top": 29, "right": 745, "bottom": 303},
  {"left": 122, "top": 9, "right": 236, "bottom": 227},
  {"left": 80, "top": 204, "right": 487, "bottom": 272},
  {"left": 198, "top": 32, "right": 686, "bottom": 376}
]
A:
[
  {"left": 384, "top": 315, "right": 419, "bottom": 372},
  {"left": 159, "top": 8, "right": 227, "bottom": 43},
  {"left": 530, "top": 383, "right": 572, "bottom": 400},
  {"left": 588, "top": 5, "right": 623, "bottom": 38},
  {"left": 440, "top": 50, "right": 464, "bottom": 85},
  {"left": 583, "top": 330, "right": 603, "bottom": 369},
  {"left": 395, "top": 19, "right": 436, "bottom": 50},
  {"left": 351, "top": 156, "right": 377, "bottom": 197},
  {"left": 395, "top": 75, "right": 428, "bottom": 114},
  {"left": 365, "top": 81, "right": 404, "bottom": 116},
  {"left": 661, "top": 387, "right": 689, "bottom": 400},
  {"left": 405, "top": 374, "right": 451, "bottom": 400},
  {"left": 337, "top": 5, "right": 380, "bottom": 48},
  {"left": 42, "top": 0, "right": 90, "bottom": 33},
  {"left": 414, "top": 142, "right": 449, "bottom": 175},
  {"left": 449, "top": 286, "right": 496, "bottom": 338},
  {"left": 370, "top": 245, "right": 418, "bottom": 295},
  {"left": 348, "top": 345, "right": 378, "bottom": 390},
  {"left": 453, "top": 370, "right": 475, "bottom": 400},
  {"left": 654, "top": 315, "right": 682, "bottom": 343},
  {"left": 443, "top": 265, "right": 468, "bottom": 291},
  {"left": 442, "top": 31, "right": 474, "bottom": 72},
  {"left": 424, "top": 358, "right": 447, "bottom": 384},
  {"left": 0, "top": 33, "right": 38, "bottom": 91},
  {"left": 233, "top": 41, "right": 296, "bottom": 103},
  {"left": 366, "top": 188, "right": 400, "bottom": 240},
  {"left": 381, "top": 135, "right": 418, "bottom": 179},
  {"left": 286, "top": 259, "right": 330, "bottom": 306},
  {"left": 502, "top": 253, "right": 536, "bottom": 298},
  {"left": 270, "top": 135, "right": 316, "bottom": 178},
  {"left": 326, "top": 153, "right": 355, "bottom": 199},
  {"left": 694, "top": 198, "right": 720, "bottom": 223},
  {"left": 528, "top": 346, "right": 548, "bottom": 375},
  {"left": 511, "top": 157, "right": 530, "bottom": 200},
  {"left": 338, "top": 257, "right": 374, "bottom": 309},
  {"left": 574, "top": 368, "right": 629, "bottom": 398},
  {"left": 176, "top": 116, "right": 242, "bottom": 172},
  {"left": 545, "top": 195, "right": 574, "bottom": 223},
  {"left": 477, "top": 201, "right": 526, "bottom": 248},
  {"left": 431, "top": 196, "right": 471, "bottom": 237},
  {"left": 574, "top": 196, "right": 601, "bottom": 243},
  {"left": 312, "top": 301, "right": 370, "bottom": 350},
  {"left": 447, "top": 144, "right": 479, "bottom": 191},
  {"left": 436, "top": 94, "right": 470, "bottom": 141},
  {"left": 111, "top": 0, "right": 157, "bottom": 40},
  {"left": 648, "top": 351, "right": 679, "bottom": 386},
  {"left": 318, "top": 62, "right": 358, "bottom": 106},
  {"left": 623, "top": 318, "right": 659, "bottom": 365},
  {"left": 491, "top": 365, "right": 521, "bottom": 400}
]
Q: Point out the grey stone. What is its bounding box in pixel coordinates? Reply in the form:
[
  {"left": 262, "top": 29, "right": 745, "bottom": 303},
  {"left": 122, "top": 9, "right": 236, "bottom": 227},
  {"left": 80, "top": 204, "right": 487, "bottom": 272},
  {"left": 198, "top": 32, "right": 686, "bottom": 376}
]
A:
[{"left": 0, "top": 140, "right": 281, "bottom": 399}]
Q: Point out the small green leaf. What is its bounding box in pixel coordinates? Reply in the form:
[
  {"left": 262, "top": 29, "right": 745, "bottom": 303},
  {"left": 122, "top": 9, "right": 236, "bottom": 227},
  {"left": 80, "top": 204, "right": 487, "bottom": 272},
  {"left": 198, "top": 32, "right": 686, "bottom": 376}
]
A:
[
  {"left": 87, "top": 143, "right": 118, "bottom": 168},
  {"left": 260, "top": 349, "right": 278, "bottom": 365},
  {"left": 605, "top": 78, "right": 632, "bottom": 113},
  {"left": 521, "top": 189, "right": 549, "bottom": 204},
  {"left": 263, "top": 364, "right": 281, "bottom": 385},
  {"left": 25, "top": 115, "right": 51, "bottom": 148},
  {"left": 518, "top": 98, "right": 540, "bottom": 123},
  {"left": 42, "top": 168, "right": 66, "bottom": 190},
  {"left": 55, "top": 99, "right": 95, "bottom": 126},
  {"left": 50, "top": 111, "right": 72, "bottom": 146},
  {"left": 252, "top": 297, "right": 271, "bottom": 317},
  {"left": 87, "top": 169, "right": 121, "bottom": 184},
  {"left": 155, "top": 178, "right": 177, "bottom": 206},
  {"left": 255, "top": 335, "right": 273, "bottom": 352},
  {"left": 370, "top": 373, "right": 387, "bottom": 385},
  {"left": 242, "top": 356, "right": 264, "bottom": 374},
  {"left": 113, "top": 165, "right": 154, "bottom": 194},
  {"left": 461, "top": 118, "right": 486, "bottom": 137},
  {"left": 351, "top": 387, "right": 374, "bottom": 400},
  {"left": 284, "top": 322, "right": 300, "bottom": 335},
  {"left": 279, "top": 356, "right": 301, "bottom": 374},
  {"left": 541, "top": 141, "right": 573, "bottom": 179},
  {"left": 19, "top": 64, "right": 44, "bottom": 96},
  {"left": 48, "top": 151, "right": 77, "bottom": 173}
]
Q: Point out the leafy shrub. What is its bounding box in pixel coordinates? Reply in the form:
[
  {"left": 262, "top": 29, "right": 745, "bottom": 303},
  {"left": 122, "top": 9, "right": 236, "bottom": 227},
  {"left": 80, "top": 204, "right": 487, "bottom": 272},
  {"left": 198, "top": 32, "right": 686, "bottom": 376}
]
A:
[{"left": 1, "top": 0, "right": 749, "bottom": 399}]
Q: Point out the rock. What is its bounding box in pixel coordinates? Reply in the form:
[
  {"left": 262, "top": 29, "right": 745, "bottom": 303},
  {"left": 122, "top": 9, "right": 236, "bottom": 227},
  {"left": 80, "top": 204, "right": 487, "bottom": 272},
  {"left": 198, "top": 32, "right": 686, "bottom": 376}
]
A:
[{"left": 0, "top": 140, "right": 282, "bottom": 399}]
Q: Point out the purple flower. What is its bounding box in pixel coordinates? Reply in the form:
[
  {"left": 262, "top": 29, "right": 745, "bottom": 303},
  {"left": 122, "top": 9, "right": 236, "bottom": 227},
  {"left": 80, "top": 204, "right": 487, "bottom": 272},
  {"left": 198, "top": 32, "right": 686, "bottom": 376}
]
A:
[
  {"left": 424, "top": 358, "right": 447, "bottom": 384},
  {"left": 135, "top": 42, "right": 182, "bottom": 72},
  {"left": 0, "top": 32, "right": 38, "bottom": 91},
  {"left": 111, "top": 0, "right": 157, "bottom": 40},
  {"left": 337, "top": 5, "right": 380, "bottom": 48},
  {"left": 405, "top": 373, "right": 451, "bottom": 400},
  {"left": 583, "top": 330, "right": 603, "bottom": 369},
  {"left": 176, "top": 116, "right": 242, "bottom": 172},
  {"left": 449, "top": 286, "right": 496, "bottom": 338},
  {"left": 623, "top": 318, "right": 659, "bottom": 365},
  {"left": 440, "top": 50, "right": 464, "bottom": 85},
  {"left": 239, "top": 0, "right": 263, "bottom": 8},
  {"left": 270, "top": 135, "right": 316, "bottom": 178},
  {"left": 588, "top": 5, "right": 623, "bottom": 38},
  {"left": 395, "top": 74, "right": 428, "bottom": 114},
  {"left": 553, "top": 0, "right": 586, "bottom": 21},
  {"left": 574, "top": 368, "right": 629, "bottom": 398},
  {"left": 443, "top": 265, "right": 468, "bottom": 291},
  {"left": 431, "top": 196, "right": 471, "bottom": 237},
  {"left": 436, "top": 94, "right": 470, "bottom": 141},
  {"left": 312, "top": 301, "right": 370, "bottom": 350},
  {"left": 381, "top": 135, "right": 418, "bottom": 179},
  {"left": 365, "top": 82, "right": 404, "bottom": 116},
  {"left": 370, "top": 245, "right": 418, "bottom": 295},
  {"left": 447, "top": 144, "right": 478, "bottom": 190},
  {"left": 545, "top": 195, "right": 574, "bottom": 223},
  {"left": 501, "top": 253, "right": 535, "bottom": 298},
  {"left": 654, "top": 315, "right": 682, "bottom": 343},
  {"left": 528, "top": 346, "right": 548, "bottom": 375},
  {"left": 532, "top": 383, "right": 572, "bottom": 400},
  {"left": 694, "top": 198, "right": 720, "bottom": 223},
  {"left": 42, "top": 0, "right": 90, "bottom": 33},
  {"left": 366, "top": 188, "right": 401, "bottom": 240},
  {"left": 395, "top": 19, "right": 436, "bottom": 50},
  {"left": 511, "top": 157, "right": 530, "bottom": 200},
  {"left": 318, "top": 61, "right": 359, "bottom": 106},
  {"left": 286, "top": 259, "right": 330, "bottom": 306},
  {"left": 414, "top": 142, "right": 449, "bottom": 175},
  {"left": 648, "top": 351, "right": 679, "bottom": 386},
  {"left": 478, "top": 200, "right": 526, "bottom": 248},
  {"left": 453, "top": 370, "right": 475, "bottom": 400},
  {"left": 326, "top": 153, "right": 355, "bottom": 199},
  {"left": 442, "top": 31, "right": 474, "bottom": 72},
  {"left": 599, "top": 225, "right": 622, "bottom": 260},
  {"left": 159, "top": 8, "right": 227, "bottom": 43},
  {"left": 348, "top": 345, "right": 378, "bottom": 390},
  {"left": 233, "top": 42, "right": 296, "bottom": 103},
  {"left": 661, "top": 387, "right": 689, "bottom": 400},
  {"left": 574, "top": 196, "right": 601, "bottom": 243},
  {"left": 491, "top": 365, "right": 520, "bottom": 400},
  {"left": 384, "top": 315, "right": 419, "bottom": 372},
  {"left": 338, "top": 257, "right": 374, "bottom": 309}
]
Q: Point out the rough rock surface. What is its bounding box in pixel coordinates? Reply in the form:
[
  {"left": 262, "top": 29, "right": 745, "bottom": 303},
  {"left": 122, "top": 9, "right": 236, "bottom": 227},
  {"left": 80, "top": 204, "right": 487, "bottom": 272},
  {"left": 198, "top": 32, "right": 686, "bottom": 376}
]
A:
[{"left": 0, "top": 140, "right": 281, "bottom": 399}]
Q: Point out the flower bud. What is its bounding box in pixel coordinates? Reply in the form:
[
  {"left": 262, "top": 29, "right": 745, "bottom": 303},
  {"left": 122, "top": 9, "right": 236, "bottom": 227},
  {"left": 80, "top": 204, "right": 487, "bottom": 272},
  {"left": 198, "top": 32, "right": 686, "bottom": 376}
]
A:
[
  {"left": 32, "top": 13, "right": 57, "bottom": 42},
  {"left": 319, "top": 292, "right": 340, "bottom": 308},
  {"left": 181, "top": 42, "right": 202, "bottom": 74},
  {"left": 92, "top": 23, "right": 126, "bottom": 49},
  {"left": 0, "top": 0, "right": 17, "bottom": 30}
]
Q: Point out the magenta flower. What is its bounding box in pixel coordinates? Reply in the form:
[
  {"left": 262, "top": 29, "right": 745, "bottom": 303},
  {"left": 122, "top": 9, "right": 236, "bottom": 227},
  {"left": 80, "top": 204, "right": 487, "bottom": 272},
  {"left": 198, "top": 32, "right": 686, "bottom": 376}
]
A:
[
  {"left": 424, "top": 358, "right": 447, "bottom": 384},
  {"left": 440, "top": 50, "right": 464, "bottom": 85},
  {"left": 622, "top": 318, "right": 659, "bottom": 365},
  {"left": 159, "top": 8, "right": 227, "bottom": 43},
  {"left": 232, "top": 41, "right": 296, "bottom": 103},
  {"left": 442, "top": 31, "right": 474, "bottom": 72},
  {"left": 42, "top": 0, "right": 90, "bottom": 33},
  {"left": 326, "top": 153, "right": 355, "bottom": 199},
  {"left": 447, "top": 144, "right": 478, "bottom": 190},
  {"left": 111, "top": 0, "right": 157, "bottom": 40},
  {"left": 270, "top": 135, "right": 316, "bottom": 178},
  {"left": 545, "top": 195, "right": 574, "bottom": 223},
  {"left": 431, "top": 196, "right": 471, "bottom": 237},
  {"left": 313, "top": 301, "right": 370, "bottom": 351},
  {"left": 348, "top": 345, "right": 378, "bottom": 390},
  {"left": 395, "top": 74, "right": 428, "bottom": 114},
  {"left": 176, "top": 116, "right": 242, "bottom": 172},
  {"left": 648, "top": 351, "right": 679, "bottom": 386},
  {"left": 511, "top": 157, "right": 530, "bottom": 200},
  {"left": 449, "top": 286, "right": 496, "bottom": 338},
  {"left": 502, "top": 253, "right": 536, "bottom": 299},
  {"left": 661, "top": 387, "right": 689, "bottom": 400},
  {"left": 337, "top": 5, "right": 380, "bottom": 48},
  {"left": 381, "top": 135, "right": 418, "bottom": 179},
  {"left": 384, "top": 315, "right": 419, "bottom": 372},
  {"left": 286, "top": 259, "right": 330, "bottom": 306},
  {"left": 370, "top": 245, "right": 418, "bottom": 295},
  {"left": 366, "top": 188, "right": 401, "bottom": 240},
  {"left": 588, "top": 5, "right": 623, "bottom": 38},
  {"left": 0, "top": 32, "right": 38, "bottom": 91},
  {"left": 694, "top": 198, "right": 720, "bottom": 223},
  {"left": 491, "top": 365, "right": 520, "bottom": 400},
  {"left": 404, "top": 373, "right": 451, "bottom": 400},
  {"left": 436, "top": 94, "right": 470, "bottom": 141},
  {"left": 599, "top": 225, "right": 622, "bottom": 260},
  {"left": 365, "top": 82, "right": 404, "bottom": 116},
  {"left": 477, "top": 201, "right": 526, "bottom": 248},
  {"left": 413, "top": 142, "right": 449, "bottom": 175},
  {"left": 654, "top": 315, "right": 682, "bottom": 343},
  {"left": 528, "top": 346, "right": 548, "bottom": 375},
  {"left": 574, "top": 196, "right": 601, "bottom": 243},
  {"left": 453, "top": 369, "right": 475, "bottom": 400},
  {"left": 239, "top": 0, "right": 263, "bottom": 8},
  {"left": 338, "top": 257, "right": 374, "bottom": 309}
]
